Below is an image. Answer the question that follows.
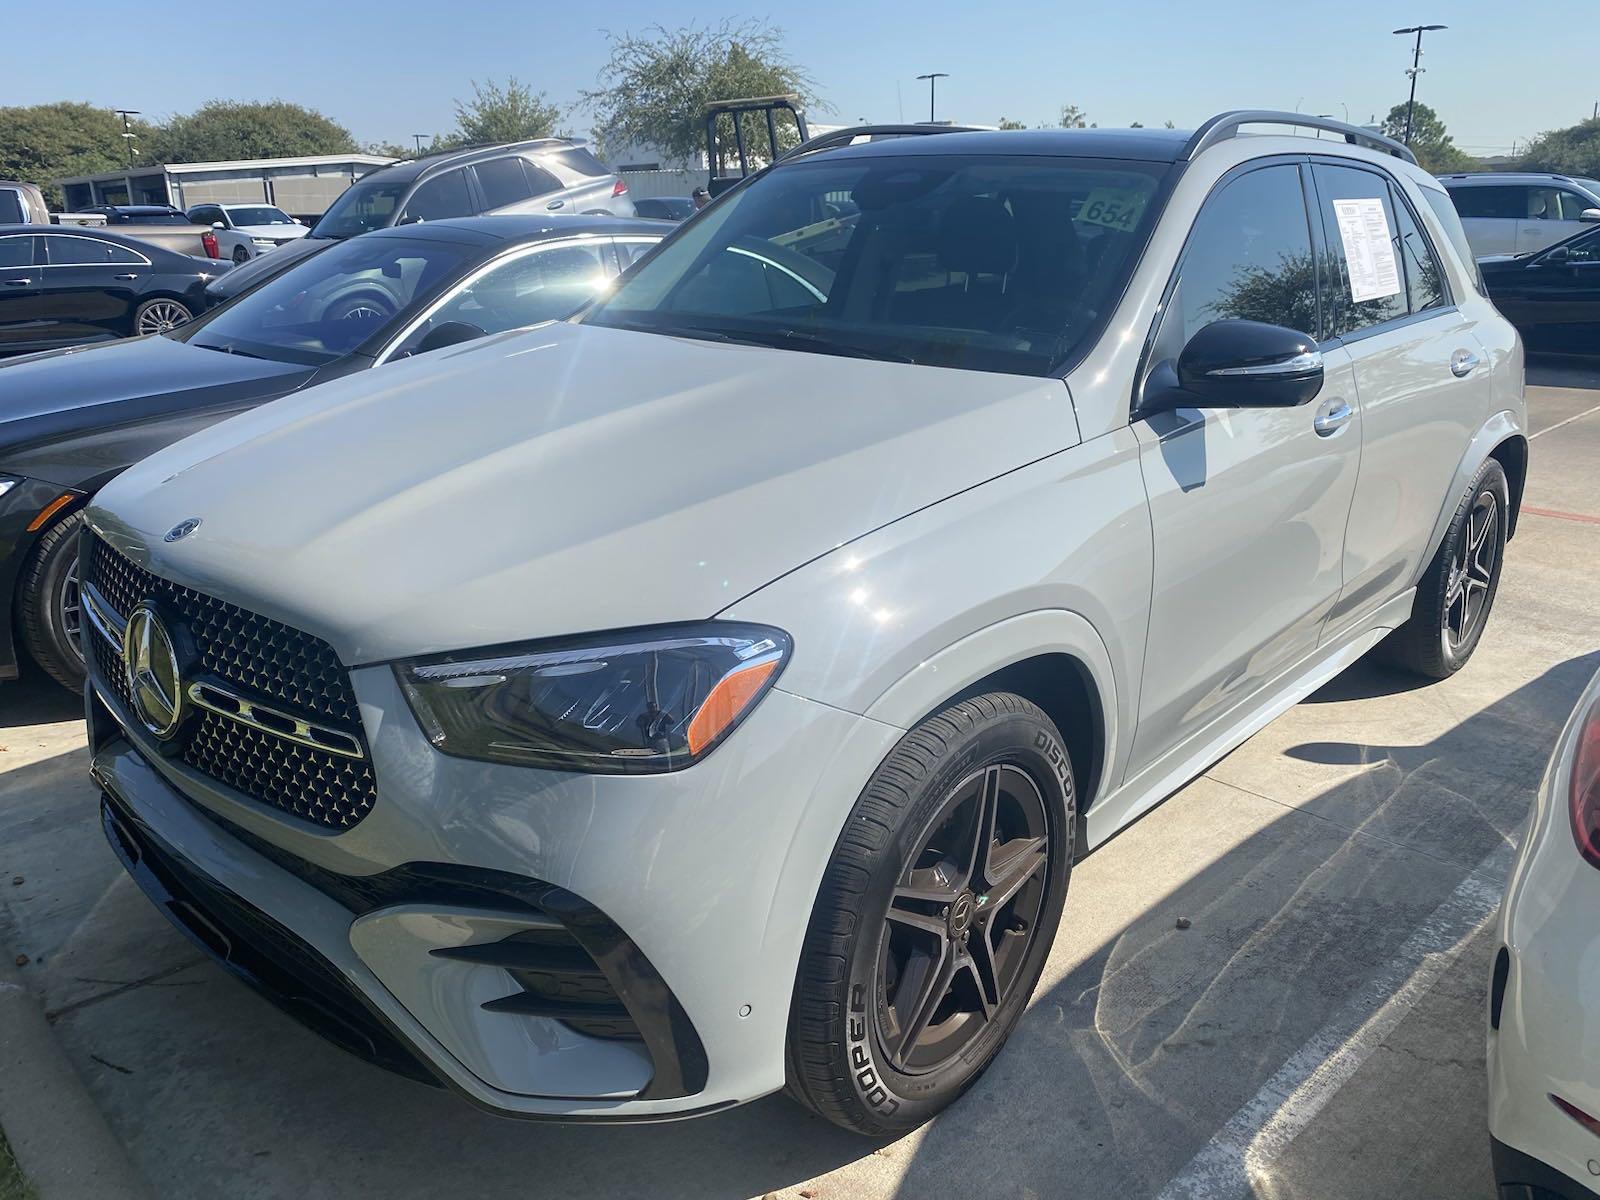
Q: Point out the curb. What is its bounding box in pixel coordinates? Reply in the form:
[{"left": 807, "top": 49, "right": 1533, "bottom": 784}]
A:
[{"left": 0, "top": 953, "right": 155, "bottom": 1200}]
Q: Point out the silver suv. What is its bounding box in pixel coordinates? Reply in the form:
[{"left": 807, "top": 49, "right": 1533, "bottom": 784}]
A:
[
  {"left": 1439, "top": 171, "right": 1600, "bottom": 257},
  {"left": 209, "top": 138, "right": 635, "bottom": 301},
  {"left": 85, "top": 112, "right": 1525, "bottom": 1135}
]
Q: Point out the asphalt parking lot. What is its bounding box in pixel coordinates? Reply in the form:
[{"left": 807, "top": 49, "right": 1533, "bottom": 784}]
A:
[{"left": 1, "top": 359, "right": 1597, "bottom": 1200}]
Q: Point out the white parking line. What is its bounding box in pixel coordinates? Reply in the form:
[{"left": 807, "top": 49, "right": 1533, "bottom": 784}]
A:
[
  {"left": 1155, "top": 844, "right": 1512, "bottom": 1200},
  {"left": 1530, "top": 400, "right": 1600, "bottom": 439}
]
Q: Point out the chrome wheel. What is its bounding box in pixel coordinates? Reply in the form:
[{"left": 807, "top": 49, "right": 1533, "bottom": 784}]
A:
[
  {"left": 136, "top": 300, "right": 192, "bottom": 335},
  {"left": 876, "top": 762, "right": 1051, "bottom": 1075},
  {"left": 1445, "top": 490, "right": 1498, "bottom": 653},
  {"left": 338, "top": 303, "right": 387, "bottom": 321},
  {"left": 59, "top": 557, "right": 83, "bottom": 664}
]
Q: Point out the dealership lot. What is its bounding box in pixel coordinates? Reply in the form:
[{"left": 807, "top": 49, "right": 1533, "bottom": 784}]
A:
[{"left": 0, "top": 362, "right": 1595, "bottom": 1199}]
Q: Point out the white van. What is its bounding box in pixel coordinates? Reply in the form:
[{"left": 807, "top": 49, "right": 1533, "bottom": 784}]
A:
[{"left": 1439, "top": 172, "right": 1600, "bottom": 257}]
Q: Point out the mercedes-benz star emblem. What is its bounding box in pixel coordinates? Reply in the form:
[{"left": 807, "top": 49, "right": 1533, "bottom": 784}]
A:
[
  {"left": 164, "top": 518, "right": 202, "bottom": 543},
  {"left": 123, "top": 603, "right": 184, "bottom": 739}
]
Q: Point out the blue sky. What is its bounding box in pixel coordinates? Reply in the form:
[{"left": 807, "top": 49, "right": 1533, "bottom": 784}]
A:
[{"left": 8, "top": 0, "right": 1590, "bottom": 157}]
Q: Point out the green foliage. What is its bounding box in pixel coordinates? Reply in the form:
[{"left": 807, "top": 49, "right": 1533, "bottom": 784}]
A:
[
  {"left": 1379, "top": 102, "right": 1477, "bottom": 173},
  {"left": 365, "top": 141, "right": 412, "bottom": 159},
  {"left": 438, "top": 78, "right": 561, "bottom": 149},
  {"left": 147, "top": 100, "right": 356, "bottom": 164},
  {"left": 0, "top": 102, "right": 155, "bottom": 208},
  {"left": 1057, "top": 104, "right": 1095, "bottom": 129},
  {"left": 583, "top": 21, "right": 818, "bottom": 168},
  {"left": 1520, "top": 118, "right": 1600, "bottom": 178},
  {"left": 997, "top": 117, "right": 1028, "bottom": 130}
]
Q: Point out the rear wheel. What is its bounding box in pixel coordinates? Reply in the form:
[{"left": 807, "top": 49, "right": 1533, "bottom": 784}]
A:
[
  {"left": 1381, "top": 457, "right": 1508, "bottom": 679},
  {"left": 786, "top": 693, "right": 1074, "bottom": 1135},
  {"left": 133, "top": 298, "right": 193, "bottom": 336},
  {"left": 17, "top": 509, "right": 87, "bottom": 692}
]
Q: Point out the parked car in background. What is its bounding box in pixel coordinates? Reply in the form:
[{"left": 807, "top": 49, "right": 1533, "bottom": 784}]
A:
[
  {"left": 0, "top": 214, "right": 661, "bottom": 690},
  {"left": 0, "top": 182, "right": 50, "bottom": 225},
  {"left": 81, "top": 204, "right": 193, "bottom": 226},
  {"left": 0, "top": 225, "right": 224, "bottom": 355},
  {"left": 1489, "top": 666, "right": 1600, "bottom": 1200},
  {"left": 80, "top": 114, "right": 1525, "bottom": 1134},
  {"left": 185, "top": 203, "right": 309, "bottom": 264},
  {"left": 1479, "top": 223, "right": 1600, "bottom": 353},
  {"left": 1439, "top": 173, "right": 1600, "bottom": 257},
  {"left": 206, "top": 138, "right": 636, "bottom": 305},
  {"left": 632, "top": 196, "right": 696, "bottom": 221}
]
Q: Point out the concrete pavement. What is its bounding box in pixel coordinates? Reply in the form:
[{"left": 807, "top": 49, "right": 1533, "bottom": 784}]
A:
[{"left": 1, "top": 360, "right": 1597, "bottom": 1199}]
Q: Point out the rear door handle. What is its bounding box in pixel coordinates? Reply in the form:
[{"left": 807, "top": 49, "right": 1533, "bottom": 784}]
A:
[
  {"left": 1313, "top": 399, "right": 1353, "bottom": 436},
  {"left": 546, "top": 199, "right": 565, "bottom": 210},
  {"left": 1, "top": 277, "right": 30, "bottom": 286},
  {"left": 1450, "top": 348, "right": 1481, "bottom": 377},
  {"left": 113, "top": 273, "right": 139, "bottom": 280}
]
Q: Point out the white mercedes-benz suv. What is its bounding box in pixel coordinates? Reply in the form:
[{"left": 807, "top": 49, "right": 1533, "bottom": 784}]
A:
[{"left": 82, "top": 112, "right": 1525, "bottom": 1134}]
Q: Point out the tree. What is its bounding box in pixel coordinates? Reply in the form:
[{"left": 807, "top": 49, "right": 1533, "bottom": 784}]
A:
[
  {"left": 997, "top": 117, "right": 1028, "bottom": 131},
  {"left": 583, "top": 21, "right": 818, "bottom": 168},
  {"left": 441, "top": 78, "right": 561, "bottom": 149},
  {"left": 365, "top": 140, "right": 412, "bottom": 159},
  {"left": 0, "top": 102, "right": 157, "bottom": 208},
  {"left": 148, "top": 100, "right": 356, "bottom": 164},
  {"left": 1379, "top": 102, "right": 1476, "bottom": 173},
  {"left": 1057, "top": 104, "right": 1095, "bottom": 129},
  {"left": 1519, "top": 117, "right": 1600, "bottom": 178}
]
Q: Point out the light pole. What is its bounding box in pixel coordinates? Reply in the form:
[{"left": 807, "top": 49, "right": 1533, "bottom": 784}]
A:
[
  {"left": 412, "top": 134, "right": 429, "bottom": 154},
  {"left": 114, "top": 110, "right": 141, "bottom": 168},
  {"left": 916, "top": 73, "right": 949, "bottom": 124},
  {"left": 1393, "top": 24, "right": 1447, "bottom": 144}
]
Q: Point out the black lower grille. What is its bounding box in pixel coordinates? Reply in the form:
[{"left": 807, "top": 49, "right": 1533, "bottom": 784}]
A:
[{"left": 83, "top": 533, "right": 376, "bottom": 831}]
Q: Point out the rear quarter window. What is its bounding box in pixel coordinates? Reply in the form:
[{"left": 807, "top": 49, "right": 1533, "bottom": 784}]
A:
[
  {"left": 0, "top": 190, "right": 24, "bottom": 224},
  {"left": 1420, "top": 187, "right": 1487, "bottom": 296},
  {"left": 549, "top": 147, "right": 610, "bottom": 178}
]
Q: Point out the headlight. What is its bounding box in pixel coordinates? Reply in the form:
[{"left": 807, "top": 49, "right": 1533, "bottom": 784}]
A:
[
  {"left": 252, "top": 238, "right": 275, "bottom": 246},
  {"left": 396, "top": 623, "right": 791, "bottom": 774}
]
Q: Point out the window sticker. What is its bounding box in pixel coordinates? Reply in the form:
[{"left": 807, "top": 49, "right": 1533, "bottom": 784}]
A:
[
  {"left": 1076, "top": 186, "right": 1149, "bottom": 232},
  {"left": 1332, "top": 198, "right": 1402, "bottom": 303}
]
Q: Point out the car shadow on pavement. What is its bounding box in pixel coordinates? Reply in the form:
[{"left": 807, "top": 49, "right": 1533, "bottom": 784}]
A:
[
  {"left": 0, "top": 673, "right": 82, "bottom": 729},
  {"left": 7, "top": 652, "right": 1596, "bottom": 1200}
]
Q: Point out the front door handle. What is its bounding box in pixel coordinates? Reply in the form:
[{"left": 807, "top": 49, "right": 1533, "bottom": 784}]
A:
[
  {"left": 113, "top": 272, "right": 139, "bottom": 281},
  {"left": 546, "top": 199, "right": 565, "bottom": 210},
  {"left": 0, "top": 277, "right": 30, "bottom": 287},
  {"left": 1313, "top": 399, "right": 1353, "bottom": 437},
  {"left": 1450, "top": 348, "right": 1481, "bottom": 377}
]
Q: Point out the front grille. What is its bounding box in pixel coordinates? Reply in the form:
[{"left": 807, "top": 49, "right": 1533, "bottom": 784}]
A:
[{"left": 84, "top": 533, "right": 376, "bottom": 831}]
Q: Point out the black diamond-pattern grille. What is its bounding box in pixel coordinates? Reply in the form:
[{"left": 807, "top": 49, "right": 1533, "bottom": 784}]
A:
[{"left": 84, "top": 534, "right": 376, "bottom": 831}]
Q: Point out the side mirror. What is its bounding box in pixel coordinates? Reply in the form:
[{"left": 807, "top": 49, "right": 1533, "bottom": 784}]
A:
[
  {"left": 1542, "top": 245, "right": 1571, "bottom": 265},
  {"left": 1143, "top": 320, "right": 1324, "bottom": 414},
  {"left": 211, "top": 221, "right": 225, "bottom": 230},
  {"left": 1580, "top": 208, "right": 1600, "bottom": 223},
  {"left": 412, "top": 321, "right": 485, "bottom": 355}
]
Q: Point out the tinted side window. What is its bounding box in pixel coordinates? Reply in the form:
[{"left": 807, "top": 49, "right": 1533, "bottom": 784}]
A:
[
  {"left": 0, "top": 236, "right": 34, "bottom": 268},
  {"left": 400, "top": 170, "right": 475, "bottom": 222},
  {"left": 1420, "top": 188, "right": 1486, "bottom": 295},
  {"left": 45, "top": 236, "right": 143, "bottom": 265},
  {"left": 1313, "top": 164, "right": 1408, "bottom": 335},
  {"left": 524, "top": 163, "right": 562, "bottom": 197},
  {"left": 0, "top": 191, "right": 25, "bottom": 224},
  {"left": 1559, "top": 227, "right": 1600, "bottom": 264},
  {"left": 1390, "top": 187, "right": 1446, "bottom": 314},
  {"left": 1156, "top": 163, "right": 1318, "bottom": 355},
  {"left": 1445, "top": 185, "right": 1523, "bottom": 220},
  {"left": 551, "top": 147, "right": 609, "bottom": 178},
  {"left": 475, "top": 158, "right": 534, "bottom": 209},
  {"left": 404, "top": 242, "right": 611, "bottom": 353}
]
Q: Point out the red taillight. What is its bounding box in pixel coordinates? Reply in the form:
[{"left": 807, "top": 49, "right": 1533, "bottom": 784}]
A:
[
  {"left": 201, "top": 230, "right": 219, "bottom": 259},
  {"left": 1571, "top": 693, "right": 1600, "bottom": 868},
  {"left": 1551, "top": 1093, "right": 1600, "bottom": 1140},
  {"left": 612, "top": 178, "right": 628, "bottom": 196}
]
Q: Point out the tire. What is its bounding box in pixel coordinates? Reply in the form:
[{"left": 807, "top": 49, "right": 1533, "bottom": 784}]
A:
[
  {"left": 16, "top": 509, "right": 87, "bottom": 693},
  {"left": 1381, "top": 457, "right": 1508, "bottom": 679},
  {"left": 232, "top": 246, "right": 251, "bottom": 265},
  {"left": 786, "top": 693, "right": 1075, "bottom": 1135},
  {"left": 326, "top": 294, "right": 394, "bottom": 322},
  {"left": 132, "top": 297, "right": 194, "bottom": 336}
]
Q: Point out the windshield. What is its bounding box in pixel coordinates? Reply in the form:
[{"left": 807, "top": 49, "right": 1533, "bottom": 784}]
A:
[
  {"left": 583, "top": 153, "right": 1169, "bottom": 376},
  {"left": 311, "top": 179, "right": 410, "bottom": 238},
  {"left": 180, "top": 234, "right": 472, "bottom": 365},
  {"left": 228, "top": 206, "right": 296, "bottom": 227}
]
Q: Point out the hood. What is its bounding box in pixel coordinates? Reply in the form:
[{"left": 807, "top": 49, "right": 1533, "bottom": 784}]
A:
[
  {"left": 90, "top": 322, "right": 1079, "bottom": 665},
  {"left": 0, "top": 335, "right": 314, "bottom": 481},
  {"left": 235, "top": 223, "right": 309, "bottom": 241}
]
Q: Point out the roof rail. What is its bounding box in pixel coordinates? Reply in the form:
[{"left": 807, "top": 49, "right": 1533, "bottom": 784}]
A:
[
  {"left": 779, "top": 123, "right": 987, "bottom": 162},
  {"left": 396, "top": 136, "right": 577, "bottom": 166},
  {"left": 1181, "top": 110, "right": 1418, "bottom": 165}
]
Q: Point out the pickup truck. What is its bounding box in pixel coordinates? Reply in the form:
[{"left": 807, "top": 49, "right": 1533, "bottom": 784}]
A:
[{"left": 71, "top": 205, "right": 223, "bottom": 260}]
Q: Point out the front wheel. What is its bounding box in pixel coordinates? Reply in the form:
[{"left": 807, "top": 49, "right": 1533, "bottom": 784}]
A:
[
  {"left": 1381, "top": 457, "right": 1508, "bottom": 679},
  {"left": 786, "top": 693, "right": 1075, "bottom": 1135},
  {"left": 17, "top": 509, "right": 87, "bottom": 692},
  {"left": 133, "top": 297, "right": 194, "bottom": 336},
  {"left": 231, "top": 246, "right": 251, "bottom": 265}
]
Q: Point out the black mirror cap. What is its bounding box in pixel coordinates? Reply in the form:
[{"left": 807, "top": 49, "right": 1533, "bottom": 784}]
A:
[{"left": 1145, "top": 319, "right": 1324, "bottom": 413}]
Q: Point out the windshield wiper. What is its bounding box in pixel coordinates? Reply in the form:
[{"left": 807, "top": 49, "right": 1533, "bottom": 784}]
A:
[
  {"left": 191, "top": 341, "right": 272, "bottom": 360},
  {"left": 604, "top": 319, "right": 915, "bottom": 363}
]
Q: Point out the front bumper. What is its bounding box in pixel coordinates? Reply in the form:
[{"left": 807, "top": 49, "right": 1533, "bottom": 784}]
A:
[{"left": 87, "top": 655, "right": 902, "bottom": 1119}]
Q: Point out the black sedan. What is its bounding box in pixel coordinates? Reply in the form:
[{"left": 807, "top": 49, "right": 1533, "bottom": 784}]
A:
[
  {"left": 1480, "top": 224, "right": 1600, "bottom": 353},
  {"left": 0, "top": 214, "right": 664, "bottom": 690},
  {"left": 0, "top": 225, "right": 227, "bottom": 354}
]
